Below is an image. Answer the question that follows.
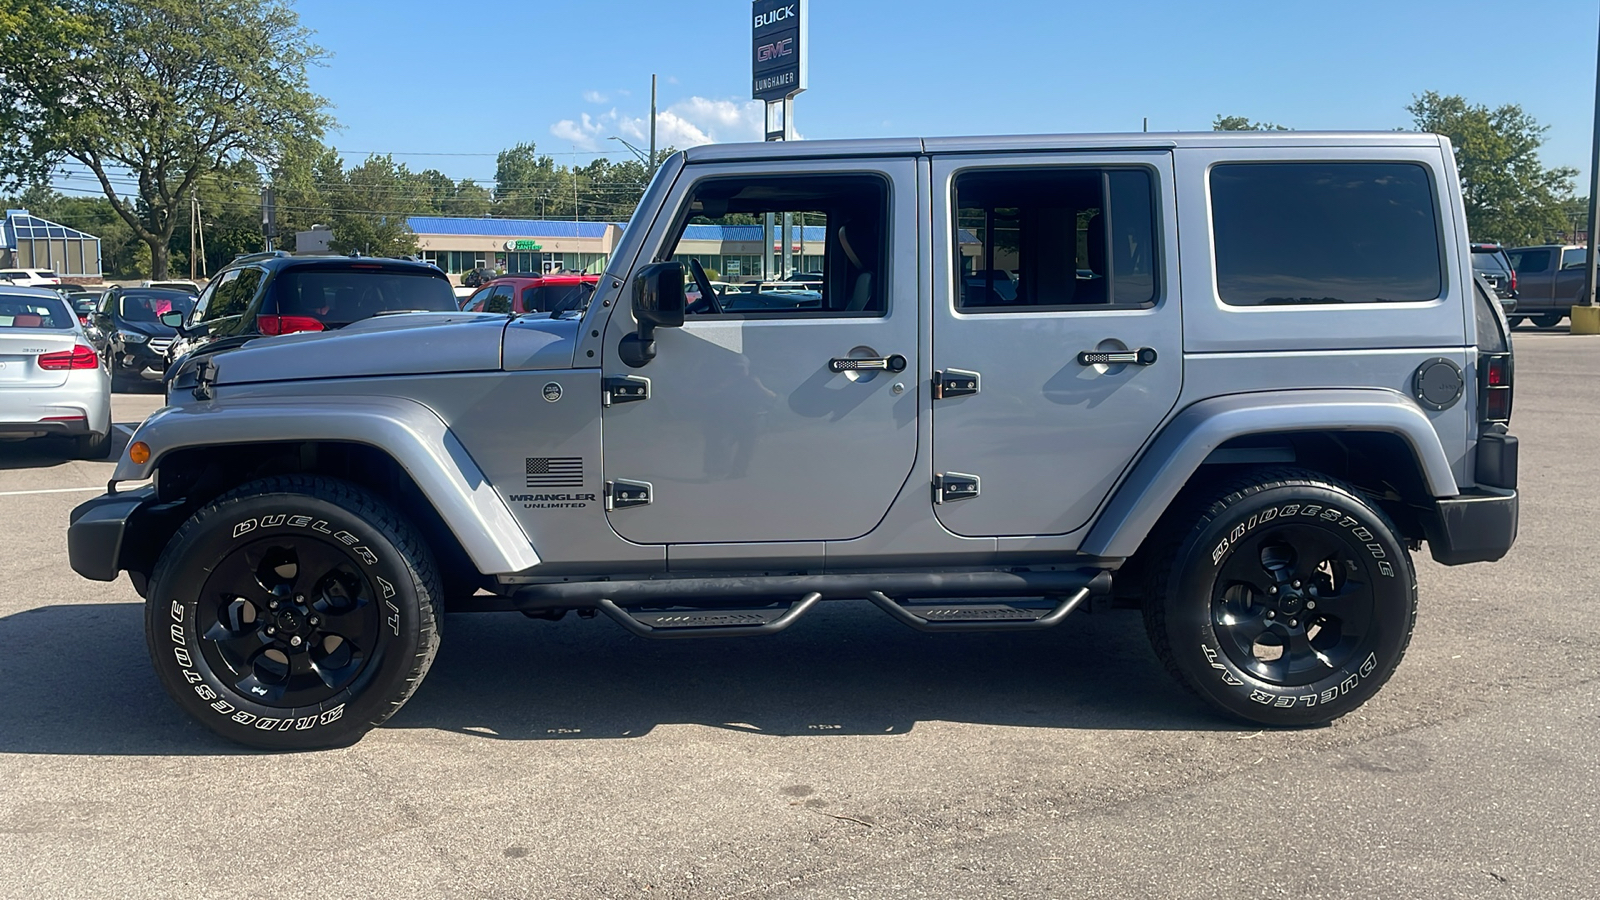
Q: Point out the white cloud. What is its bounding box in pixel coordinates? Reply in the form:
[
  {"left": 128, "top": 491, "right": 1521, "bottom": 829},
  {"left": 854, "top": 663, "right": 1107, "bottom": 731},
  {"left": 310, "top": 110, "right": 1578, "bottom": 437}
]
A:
[
  {"left": 582, "top": 90, "right": 608, "bottom": 103},
  {"left": 549, "top": 97, "right": 765, "bottom": 153}
]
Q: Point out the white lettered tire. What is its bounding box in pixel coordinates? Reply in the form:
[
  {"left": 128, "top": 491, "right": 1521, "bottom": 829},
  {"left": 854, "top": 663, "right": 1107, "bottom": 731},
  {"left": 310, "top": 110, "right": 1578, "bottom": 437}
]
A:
[
  {"left": 1143, "top": 469, "right": 1417, "bottom": 726},
  {"left": 144, "top": 475, "right": 441, "bottom": 749}
]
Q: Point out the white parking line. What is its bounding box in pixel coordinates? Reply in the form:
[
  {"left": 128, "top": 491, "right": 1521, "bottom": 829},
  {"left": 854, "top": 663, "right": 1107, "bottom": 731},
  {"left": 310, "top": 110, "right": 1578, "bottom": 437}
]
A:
[
  {"left": 114, "top": 424, "right": 138, "bottom": 436},
  {"left": 0, "top": 481, "right": 149, "bottom": 498}
]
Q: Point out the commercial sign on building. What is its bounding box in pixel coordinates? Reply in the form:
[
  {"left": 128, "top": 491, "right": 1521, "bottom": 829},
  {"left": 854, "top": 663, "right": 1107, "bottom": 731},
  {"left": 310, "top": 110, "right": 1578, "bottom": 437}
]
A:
[
  {"left": 752, "top": 0, "right": 807, "bottom": 102},
  {"left": 504, "top": 240, "right": 543, "bottom": 251}
]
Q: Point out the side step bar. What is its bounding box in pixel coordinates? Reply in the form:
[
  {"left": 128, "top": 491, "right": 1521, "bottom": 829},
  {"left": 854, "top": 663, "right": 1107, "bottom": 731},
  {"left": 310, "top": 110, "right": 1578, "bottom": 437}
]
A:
[
  {"left": 512, "top": 569, "right": 1111, "bottom": 607},
  {"left": 865, "top": 588, "right": 1090, "bottom": 632},
  {"left": 515, "top": 569, "right": 1112, "bottom": 639},
  {"left": 596, "top": 593, "right": 821, "bottom": 640}
]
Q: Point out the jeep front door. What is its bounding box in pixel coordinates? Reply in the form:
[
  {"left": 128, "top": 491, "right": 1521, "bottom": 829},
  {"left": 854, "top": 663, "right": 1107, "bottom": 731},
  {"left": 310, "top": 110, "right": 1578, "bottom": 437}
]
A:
[
  {"left": 929, "top": 153, "right": 1183, "bottom": 536},
  {"left": 600, "top": 160, "right": 920, "bottom": 545}
]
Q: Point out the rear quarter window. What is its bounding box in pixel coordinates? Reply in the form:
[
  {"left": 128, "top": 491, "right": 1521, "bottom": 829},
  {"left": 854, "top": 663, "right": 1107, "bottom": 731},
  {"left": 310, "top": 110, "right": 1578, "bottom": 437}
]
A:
[{"left": 1210, "top": 162, "right": 1442, "bottom": 306}]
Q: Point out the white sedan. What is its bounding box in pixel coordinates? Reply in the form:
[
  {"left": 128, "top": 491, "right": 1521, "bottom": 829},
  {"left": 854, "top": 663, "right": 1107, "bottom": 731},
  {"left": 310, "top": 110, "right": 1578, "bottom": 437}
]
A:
[{"left": 0, "top": 286, "right": 112, "bottom": 458}]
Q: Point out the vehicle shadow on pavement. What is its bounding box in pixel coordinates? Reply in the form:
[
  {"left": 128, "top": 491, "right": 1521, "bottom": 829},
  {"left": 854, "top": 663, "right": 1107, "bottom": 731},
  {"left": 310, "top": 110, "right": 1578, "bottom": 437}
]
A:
[
  {"left": 0, "top": 602, "right": 1242, "bottom": 755},
  {"left": 389, "top": 602, "right": 1241, "bottom": 741},
  {"left": 0, "top": 427, "right": 132, "bottom": 471}
]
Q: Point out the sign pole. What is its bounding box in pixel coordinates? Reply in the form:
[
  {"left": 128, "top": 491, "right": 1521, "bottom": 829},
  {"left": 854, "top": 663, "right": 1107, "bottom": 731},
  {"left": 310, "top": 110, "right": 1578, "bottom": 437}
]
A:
[
  {"left": 1574, "top": 12, "right": 1600, "bottom": 333},
  {"left": 754, "top": 0, "right": 807, "bottom": 282}
]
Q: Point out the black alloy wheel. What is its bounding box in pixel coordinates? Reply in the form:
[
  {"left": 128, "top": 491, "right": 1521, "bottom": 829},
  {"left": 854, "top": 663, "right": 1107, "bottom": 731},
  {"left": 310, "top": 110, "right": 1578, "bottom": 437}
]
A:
[
  {"left": 196, "top": 537, "right": 384, "bottom": 709},
  {"left": 1144, "top": 468, "right": 1416, "bottom": 726},
  {"left": 145, "top": 475, "right": 441, "bottom": 750}
]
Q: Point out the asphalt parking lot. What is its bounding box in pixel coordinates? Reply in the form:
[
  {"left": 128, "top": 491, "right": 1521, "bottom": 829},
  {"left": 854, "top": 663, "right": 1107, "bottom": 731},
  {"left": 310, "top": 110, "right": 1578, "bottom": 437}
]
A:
[{"left": 2, "top": 334, "right": 1597, "bottom": 900}]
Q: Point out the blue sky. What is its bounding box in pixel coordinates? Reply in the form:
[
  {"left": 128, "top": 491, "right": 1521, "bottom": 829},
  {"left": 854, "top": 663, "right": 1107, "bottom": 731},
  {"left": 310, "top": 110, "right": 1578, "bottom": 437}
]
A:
[{"left": 297, "top": 0, "right": 1598, "bottom": 187}]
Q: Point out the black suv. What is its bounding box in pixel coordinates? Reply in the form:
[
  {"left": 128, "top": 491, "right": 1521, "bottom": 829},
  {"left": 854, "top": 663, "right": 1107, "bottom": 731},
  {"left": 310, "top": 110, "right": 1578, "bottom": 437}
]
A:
[
  {"left": 1470, "top": 243, "right": 1518, "bottom": 314},
  {"left": 168, "top": 253, "right": 460, "bottom": 366},
  {"left": 94, "top": 287, "right": 197, "bottom": 389}
]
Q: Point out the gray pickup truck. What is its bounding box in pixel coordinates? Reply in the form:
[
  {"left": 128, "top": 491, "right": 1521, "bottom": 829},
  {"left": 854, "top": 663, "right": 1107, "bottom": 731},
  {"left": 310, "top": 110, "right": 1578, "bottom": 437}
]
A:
[
  {"left": 68, "top": 131, "right": 1519, "bottom": 749},
  {"left": 1507, "top": 243, "right": 1587, "bottom": 328}
]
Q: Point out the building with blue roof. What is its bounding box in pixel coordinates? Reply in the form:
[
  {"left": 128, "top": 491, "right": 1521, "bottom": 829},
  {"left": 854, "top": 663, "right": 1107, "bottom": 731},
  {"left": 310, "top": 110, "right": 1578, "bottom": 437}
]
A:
[
  {"left": 406, "top": 215, "right": 826, "bottom": 283},
  {"left": 1, "top": 209, "right": 102, "bottom": 279}
]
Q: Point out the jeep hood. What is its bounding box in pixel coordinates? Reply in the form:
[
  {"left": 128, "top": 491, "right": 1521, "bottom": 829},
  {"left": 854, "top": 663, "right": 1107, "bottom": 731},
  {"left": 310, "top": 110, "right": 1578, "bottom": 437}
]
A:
[{"left": 202, "top": 312, "right": 582, "bottom": 386}]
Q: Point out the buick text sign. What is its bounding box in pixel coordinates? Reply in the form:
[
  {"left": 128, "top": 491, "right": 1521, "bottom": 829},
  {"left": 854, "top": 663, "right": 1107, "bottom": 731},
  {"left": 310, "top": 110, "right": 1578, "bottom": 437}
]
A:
[{"left": 752, "top": 0, "right": 807, "bottom": 101}]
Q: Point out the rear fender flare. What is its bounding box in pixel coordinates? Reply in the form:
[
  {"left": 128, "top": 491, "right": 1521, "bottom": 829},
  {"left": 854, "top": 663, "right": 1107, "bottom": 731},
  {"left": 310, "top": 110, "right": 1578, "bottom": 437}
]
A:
[
  {"left": 1080, "top": 389, "right": 1459, "bottom": 560},
  {"left": 112, "top": 396, "right": 540, "bottom": 574}
]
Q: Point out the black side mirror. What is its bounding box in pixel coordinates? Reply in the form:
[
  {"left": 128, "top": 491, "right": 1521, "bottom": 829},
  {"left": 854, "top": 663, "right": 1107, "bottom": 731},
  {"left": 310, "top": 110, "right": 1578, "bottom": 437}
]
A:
[
  {"left": 159, "top": 310, "right": 187, "bottom": 331},
  {"left": 618, "top": 262, "right": 685, "bottom": 368}
]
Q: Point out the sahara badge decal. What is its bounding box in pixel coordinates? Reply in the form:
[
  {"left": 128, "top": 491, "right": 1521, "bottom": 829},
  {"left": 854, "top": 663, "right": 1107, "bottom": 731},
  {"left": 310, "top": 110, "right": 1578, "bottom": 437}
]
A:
[{"left": 542, "top": 382, "right": 563, "bottom": 402}]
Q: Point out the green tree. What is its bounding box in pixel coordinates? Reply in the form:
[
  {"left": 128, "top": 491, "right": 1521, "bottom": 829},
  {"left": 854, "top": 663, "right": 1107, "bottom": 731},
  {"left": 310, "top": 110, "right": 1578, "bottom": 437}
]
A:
[
  {"left": 0, "top": 0, "right": 330, "bottom": 278},
  {"left": 1408, "top": 91, "right": 1577, "bottom": 245},
  {"left": 1213, "top": 115, "right": 1290, "bottom": 132},
  {"left": 493, "top": 143, "right": 570, "bottom": 219},
  {"left": 320, "top": 154, "right": 420, "bottom": 257}
]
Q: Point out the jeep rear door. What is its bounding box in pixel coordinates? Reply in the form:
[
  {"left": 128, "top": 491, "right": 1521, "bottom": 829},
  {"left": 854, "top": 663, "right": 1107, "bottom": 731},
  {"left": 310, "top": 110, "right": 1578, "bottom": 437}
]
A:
[
  {"left": 927, "top": 151, "right": 1183, "bottom": 536},
  {"left": 599, "top": 157, "right": 920, "bottom": 545}
]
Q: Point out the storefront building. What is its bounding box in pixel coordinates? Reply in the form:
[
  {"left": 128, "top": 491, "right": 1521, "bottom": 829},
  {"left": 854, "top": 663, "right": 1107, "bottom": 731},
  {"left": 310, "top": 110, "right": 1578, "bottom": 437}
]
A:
[{"left": 407, "top": 216, "right": 829, "bottom": 284}]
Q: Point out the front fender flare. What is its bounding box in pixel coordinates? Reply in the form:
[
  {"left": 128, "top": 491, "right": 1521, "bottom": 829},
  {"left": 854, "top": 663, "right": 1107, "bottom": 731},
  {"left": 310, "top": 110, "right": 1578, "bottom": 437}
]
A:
[
  {"left": 113, "top": 396, "right": 540, "bottom": 575},
  {"left": 1080, "top": 389, "right": 1459, "bottom": 560}
]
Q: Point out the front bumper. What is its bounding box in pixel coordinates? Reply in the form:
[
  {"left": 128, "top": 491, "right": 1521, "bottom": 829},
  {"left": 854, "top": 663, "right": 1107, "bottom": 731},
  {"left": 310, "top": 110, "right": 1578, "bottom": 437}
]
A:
[
  {"left": 1425, "top": 489, "right": 1518, "bottom": 565},
  {"left": 68, "top": 486, "right": 157, "bottom": 581}
]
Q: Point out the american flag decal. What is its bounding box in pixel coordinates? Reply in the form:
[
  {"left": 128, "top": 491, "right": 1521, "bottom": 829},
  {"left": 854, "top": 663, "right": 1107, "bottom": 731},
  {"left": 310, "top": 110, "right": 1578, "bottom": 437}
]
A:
[{"left": 525, "top": 457, "right": 584, "bottom": 488}]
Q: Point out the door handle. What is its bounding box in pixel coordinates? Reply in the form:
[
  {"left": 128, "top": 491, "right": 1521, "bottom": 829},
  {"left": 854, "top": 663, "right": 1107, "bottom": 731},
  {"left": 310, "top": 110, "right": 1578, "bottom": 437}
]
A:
[
  {"left": 830, "top": 354, "right": 907, "bottom": 373},
  {"left": 1078, "top": 347, "right": 1158, "bottom": 367}
]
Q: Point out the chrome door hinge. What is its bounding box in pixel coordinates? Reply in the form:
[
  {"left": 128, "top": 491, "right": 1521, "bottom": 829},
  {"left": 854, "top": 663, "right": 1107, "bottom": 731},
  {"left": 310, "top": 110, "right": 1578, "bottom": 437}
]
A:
[
  {"left": 605, "top": 479, "right": 653, "bottom": 510},
  {"left": 933, "top": 368, "right": 980, "bottom": 399},
  {"left": 603, "top": 375, "right": 651, "bottom": 407},
  {"left": 933, "top": 472, "right": 980, "bottom": 503}
]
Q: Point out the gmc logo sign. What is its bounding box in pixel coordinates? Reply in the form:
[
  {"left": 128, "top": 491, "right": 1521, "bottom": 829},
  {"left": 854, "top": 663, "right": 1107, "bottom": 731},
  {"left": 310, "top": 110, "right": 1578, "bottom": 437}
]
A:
[{"left": 757, "top": 38, "right": 793, "bottom": 62}]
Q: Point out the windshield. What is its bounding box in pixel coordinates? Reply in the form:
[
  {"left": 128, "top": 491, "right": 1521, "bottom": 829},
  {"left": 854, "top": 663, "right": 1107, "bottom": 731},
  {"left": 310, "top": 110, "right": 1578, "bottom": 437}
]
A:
[
  {"left": 120, "top": 291, "right": 196, "bottom": 321},
  {"left": 272, "top": 268, "right": 458, "bottom": 327}
]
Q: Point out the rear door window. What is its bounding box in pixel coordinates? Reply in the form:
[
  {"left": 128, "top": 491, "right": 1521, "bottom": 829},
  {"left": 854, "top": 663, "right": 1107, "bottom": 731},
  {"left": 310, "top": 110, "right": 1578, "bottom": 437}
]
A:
[
  {"left": 1210, "top": 163, "right": 1442, "bottom": 305},
  {"left": 1510, "top": 249, "right": 1550, "bottom": 275},
  {"left": 1561, "top": 247, "right": 1588, "bottom": 270},
  {"left": 193, "top": 267, "right": 264, "bottom": 323}
]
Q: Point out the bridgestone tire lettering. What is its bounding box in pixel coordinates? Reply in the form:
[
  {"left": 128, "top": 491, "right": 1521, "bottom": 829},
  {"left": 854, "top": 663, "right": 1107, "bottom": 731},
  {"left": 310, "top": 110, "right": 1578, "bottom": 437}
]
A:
[
  {"left": 1141, "top": 467, "right": 1418, "bottom": 727},
  {"left": 144, "top": 475, "right": 441, "bottom": 751}
]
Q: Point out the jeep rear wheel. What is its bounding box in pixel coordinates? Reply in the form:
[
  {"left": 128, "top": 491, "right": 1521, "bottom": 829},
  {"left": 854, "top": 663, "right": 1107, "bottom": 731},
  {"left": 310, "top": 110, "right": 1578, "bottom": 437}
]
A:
[
  {"left": 1143, "top": 469, "right": 1416, "bottom": 726},
  {"left": 144, "top": 475, "right": 441, "bottom": 750},
  {"left": 1533, "top": 312, "right": 1564, "bottom": 329}
]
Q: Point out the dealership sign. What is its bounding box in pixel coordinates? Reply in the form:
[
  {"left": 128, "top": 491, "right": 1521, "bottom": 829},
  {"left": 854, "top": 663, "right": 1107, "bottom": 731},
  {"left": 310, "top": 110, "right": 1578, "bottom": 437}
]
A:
[{"left": 752, "top": 0, "right": 807, "bottom": 102}]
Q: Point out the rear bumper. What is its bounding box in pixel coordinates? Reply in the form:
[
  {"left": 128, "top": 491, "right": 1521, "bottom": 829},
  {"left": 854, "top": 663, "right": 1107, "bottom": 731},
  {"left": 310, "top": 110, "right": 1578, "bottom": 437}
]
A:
[
  {"left": 0, "top": 417, "right": 91, "bottom": 437},
  {"left": 68, "top": 486, "right": 157, "bottom": 581},
  {"left": 1424, "top": 489, "right": 1518, "bottom": 565}
]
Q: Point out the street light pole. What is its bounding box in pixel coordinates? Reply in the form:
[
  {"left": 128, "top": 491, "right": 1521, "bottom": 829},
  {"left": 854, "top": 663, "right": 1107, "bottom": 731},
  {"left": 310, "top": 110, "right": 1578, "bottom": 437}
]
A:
[{"left": 649, "top": 73, "right": 658, "bottom": 179}]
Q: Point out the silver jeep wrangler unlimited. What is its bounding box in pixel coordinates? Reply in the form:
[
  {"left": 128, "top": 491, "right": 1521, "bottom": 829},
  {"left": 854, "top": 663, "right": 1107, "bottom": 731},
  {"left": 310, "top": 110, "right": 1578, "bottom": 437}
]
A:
[{"left": 69, "top": 132, "right": 1518, "bottom": 749}]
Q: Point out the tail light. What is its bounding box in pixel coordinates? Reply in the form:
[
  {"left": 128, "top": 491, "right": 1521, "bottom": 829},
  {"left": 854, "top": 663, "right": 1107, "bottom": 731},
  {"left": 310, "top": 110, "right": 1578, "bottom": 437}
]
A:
[
  {"left": 1509, "top": 269, "right": 1517, "bottom": 292},
  {"left": 38, "top": 344, "right": 101, "bottom": 370},
  {"left": 1480, "top": 353, "right": 1513, "bottom": 423},
  {"left": 256, "top": 315, "right": 325, "bottom": 336}
]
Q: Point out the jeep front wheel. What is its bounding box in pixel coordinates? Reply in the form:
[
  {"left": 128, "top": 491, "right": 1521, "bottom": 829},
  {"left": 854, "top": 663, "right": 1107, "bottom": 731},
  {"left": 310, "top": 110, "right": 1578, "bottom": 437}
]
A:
[
  {"left": 1144, "top": 469, "right": 1416, "bottom": 726},
  {"left": 144, "top": 475, "right": 441, "bottom": 749}
]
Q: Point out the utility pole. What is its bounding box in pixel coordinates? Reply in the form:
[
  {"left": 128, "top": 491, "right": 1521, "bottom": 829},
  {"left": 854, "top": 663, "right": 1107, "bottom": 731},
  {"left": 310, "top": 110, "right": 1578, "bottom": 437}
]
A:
[
  {"left": 1577, "top": 12, "right": 1600, "bottom": 333},
  {"left": 189, "top": 194, "right": 198, "bottom": 280},
  {"left": 649, "top": 73, "right": 658, "bottom": 178}
]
